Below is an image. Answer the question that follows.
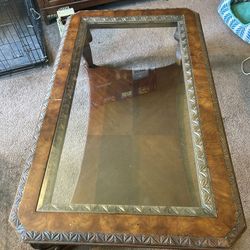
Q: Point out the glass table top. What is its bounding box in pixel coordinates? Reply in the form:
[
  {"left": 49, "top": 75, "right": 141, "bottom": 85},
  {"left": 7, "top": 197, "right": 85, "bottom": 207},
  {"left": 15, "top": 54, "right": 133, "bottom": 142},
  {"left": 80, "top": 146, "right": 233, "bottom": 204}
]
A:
[{"left": 37, "top": 25, "right": 214, "bottom": 216}]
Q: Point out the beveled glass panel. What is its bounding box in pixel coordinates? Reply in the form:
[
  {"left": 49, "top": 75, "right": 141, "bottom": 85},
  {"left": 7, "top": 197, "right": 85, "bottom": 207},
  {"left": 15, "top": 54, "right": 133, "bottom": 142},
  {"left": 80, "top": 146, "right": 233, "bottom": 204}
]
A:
[{"left": 37, "top": 21, "right": 215, "bottom": 216}]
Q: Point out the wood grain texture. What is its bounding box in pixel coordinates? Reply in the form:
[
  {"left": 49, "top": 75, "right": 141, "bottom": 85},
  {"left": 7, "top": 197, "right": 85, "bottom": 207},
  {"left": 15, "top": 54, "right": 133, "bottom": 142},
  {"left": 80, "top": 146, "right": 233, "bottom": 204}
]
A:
[{"left": 17, "top": 9, "right": 246, "bottom": 248}]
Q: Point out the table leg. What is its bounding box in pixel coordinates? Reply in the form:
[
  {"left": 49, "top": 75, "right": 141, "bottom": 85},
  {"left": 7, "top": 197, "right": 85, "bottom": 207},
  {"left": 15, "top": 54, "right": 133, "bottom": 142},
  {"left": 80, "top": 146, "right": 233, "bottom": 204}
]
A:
[
  {"left": 30, "top": 244, "right": 90, "bottom": 250},
  {"left": 83, "top": 29, "right": 95, "bottom": 68},
  {"left": 174, "top": 27, "right": 182, "bottom": 65},
  {"left": 30, "top": 243, "right": 67, "bottom": 250}
]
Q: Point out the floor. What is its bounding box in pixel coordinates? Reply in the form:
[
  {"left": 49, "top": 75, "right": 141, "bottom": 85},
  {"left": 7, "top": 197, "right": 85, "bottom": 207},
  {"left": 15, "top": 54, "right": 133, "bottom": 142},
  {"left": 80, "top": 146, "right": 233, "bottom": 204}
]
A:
[{"left": 0, "top": 0, "right": 249, "bottom": 250}]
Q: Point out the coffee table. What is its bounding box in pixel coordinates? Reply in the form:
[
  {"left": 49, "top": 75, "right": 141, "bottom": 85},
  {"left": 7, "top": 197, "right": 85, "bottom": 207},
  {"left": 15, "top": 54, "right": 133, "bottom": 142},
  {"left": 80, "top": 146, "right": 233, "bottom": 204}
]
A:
[{"left": 10, "top": 9, "right": 246, "bottom": 249}]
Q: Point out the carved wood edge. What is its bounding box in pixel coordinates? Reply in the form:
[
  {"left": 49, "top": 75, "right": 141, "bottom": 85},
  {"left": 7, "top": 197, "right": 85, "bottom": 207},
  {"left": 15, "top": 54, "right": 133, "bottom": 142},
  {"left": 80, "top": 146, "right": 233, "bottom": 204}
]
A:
[{"left": 193, "top": 13, "right": 246, "bottom": 246}]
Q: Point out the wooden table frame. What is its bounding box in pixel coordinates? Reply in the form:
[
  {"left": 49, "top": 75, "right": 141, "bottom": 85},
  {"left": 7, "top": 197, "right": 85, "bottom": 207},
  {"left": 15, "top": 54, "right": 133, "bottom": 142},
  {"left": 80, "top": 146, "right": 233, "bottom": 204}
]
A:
[{"left": 10, "top": 9, "right": 246, "bottom": 249}]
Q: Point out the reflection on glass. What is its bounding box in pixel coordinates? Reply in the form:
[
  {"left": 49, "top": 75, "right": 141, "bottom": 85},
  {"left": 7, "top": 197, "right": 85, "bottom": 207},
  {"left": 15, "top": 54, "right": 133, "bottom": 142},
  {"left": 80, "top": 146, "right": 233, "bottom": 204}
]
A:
[{"left": 38, "top": 27, "right": 201, "bottom": 213}]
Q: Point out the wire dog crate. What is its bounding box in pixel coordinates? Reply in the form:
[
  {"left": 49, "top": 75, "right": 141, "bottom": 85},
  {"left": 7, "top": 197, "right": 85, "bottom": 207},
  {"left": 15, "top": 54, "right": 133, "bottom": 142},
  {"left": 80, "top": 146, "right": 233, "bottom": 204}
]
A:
[{"left": 0, "top": 0, "right": 47, "bottom": 76}]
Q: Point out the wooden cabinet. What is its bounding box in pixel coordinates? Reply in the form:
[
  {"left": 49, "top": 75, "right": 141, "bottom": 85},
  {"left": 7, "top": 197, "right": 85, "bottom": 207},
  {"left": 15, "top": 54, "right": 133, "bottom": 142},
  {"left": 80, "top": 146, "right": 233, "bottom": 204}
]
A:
[{"left": 36, "top": 0, "right": 122, "bottom": 22}]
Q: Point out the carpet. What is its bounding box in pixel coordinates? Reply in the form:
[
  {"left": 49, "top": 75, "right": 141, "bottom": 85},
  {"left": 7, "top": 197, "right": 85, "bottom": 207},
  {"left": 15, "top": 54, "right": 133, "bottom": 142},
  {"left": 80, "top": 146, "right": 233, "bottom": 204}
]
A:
[{"left": 0, "top": 0, "right": 249, "bottom": 250}]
